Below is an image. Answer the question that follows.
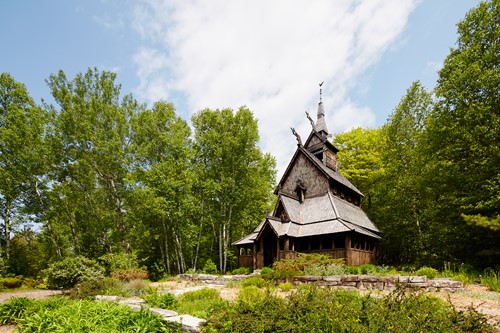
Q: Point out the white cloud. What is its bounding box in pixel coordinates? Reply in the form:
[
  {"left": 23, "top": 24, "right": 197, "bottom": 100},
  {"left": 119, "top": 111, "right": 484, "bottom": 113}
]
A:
[{"left": 132, "top": 0, "right": 418, "bottom": 175}]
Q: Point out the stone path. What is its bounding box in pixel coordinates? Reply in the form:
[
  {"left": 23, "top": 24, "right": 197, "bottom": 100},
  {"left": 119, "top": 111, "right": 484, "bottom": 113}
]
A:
[{"left": 96, "top": 295, "right": 206, "bottom": 333}]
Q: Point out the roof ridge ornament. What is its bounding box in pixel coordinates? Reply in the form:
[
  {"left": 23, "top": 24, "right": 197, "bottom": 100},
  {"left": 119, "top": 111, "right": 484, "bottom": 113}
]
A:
[
  {"left": 315, "top": 81, "right": 329, "bottom": 136},
  {"left": 290, "top": 127, "right": 303, "bottom": 146},
  {"left": 305, "top": 111, "right": 317, "bottom": 132},
  {"left": 319, "top": 81, "right": 324, "bottom": 103}
]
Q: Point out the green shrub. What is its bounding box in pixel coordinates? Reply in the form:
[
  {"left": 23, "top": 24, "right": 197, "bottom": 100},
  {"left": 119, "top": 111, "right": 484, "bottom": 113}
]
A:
[
  {"left": 98, "top": 253, "right": 140, "bottom": 275},
  {"left": 43, "top": 256, "right": 105, "bottom": 289},
  {"left": 344, "top": 265, "right": 360, "bottom": 275},
  {"left": 232, "top": 267, "right": 252, "bottom": 275},
  {"left": 360, "top": 264, "right": 377, "bottom": 275},
  {"left": 241, "top": 276, "right": 266, "bottom": 288},
  {"left": 22, "top": 277, "right": 45, "bottom": 289},
  {"left": 0, "top": 276, "right": 23, "bottom": 289},
  {"left": 202, "top": 286, "right": 495, "bottom": 332},
  {"left": 238, "top": 286, "right": 265, "bottom": 304},
  {"left": 177, "top": 288, "right": 226, "bottom": 319},
  {"left": 69, "top": 278, "right": 121, "bottom": 300},
  {"left": 416, "top": 266, "right": 438, "bottom": 279},
  {"left": 0, "top": 297, "right": 35, "bottom": 324},
  {"left": 145, "top": 290, "right": 179, "bottom": 309},
  {"left": 110, "top": 268, "right": 149, "bottom": 281},
  {"left": 202, "top": 259, "right": 218, "bottom": 275},
  {"left": 481, "top": 268, "right": 500, "bottom": 292},
  {"left": 278, "top": 282, "right": 293, "bottom": 291},
  {"left": 260, "top": 267, "right": 275, "bottom": 279}
]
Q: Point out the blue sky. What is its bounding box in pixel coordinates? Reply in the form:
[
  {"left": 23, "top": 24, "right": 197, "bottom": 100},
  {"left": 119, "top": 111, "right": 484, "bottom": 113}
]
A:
[{"left": 0, "top": 0, "right": 480, "bottom": 175}]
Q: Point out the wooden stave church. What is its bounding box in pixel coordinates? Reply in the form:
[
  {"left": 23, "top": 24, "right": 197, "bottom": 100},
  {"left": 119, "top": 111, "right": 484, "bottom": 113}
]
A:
[{"left": 234, "top": 93, "right": 380, "bottom": 269}]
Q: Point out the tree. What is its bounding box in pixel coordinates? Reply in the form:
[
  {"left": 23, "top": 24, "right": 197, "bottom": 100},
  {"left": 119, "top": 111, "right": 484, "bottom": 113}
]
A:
[
  {"left": 424, "top": 0, "right": 500, "bottom": 266},
  {"left": 0, "top": 73, "right": 47, "bottom": 261},
  {"left": 192, "top": 107, "right": 276, "bottom": 273},
  {"left": 44, "top": 68, "right": 141, "bottom": 257},
  {"left": 130, "top": 101, "right": 195, "bottom": 274},
  {"left": 333, "top": 127, "right": 384, "bottom": 210},
  {"left": 376, "top": 81, "right": 433, "bottom": 265}
]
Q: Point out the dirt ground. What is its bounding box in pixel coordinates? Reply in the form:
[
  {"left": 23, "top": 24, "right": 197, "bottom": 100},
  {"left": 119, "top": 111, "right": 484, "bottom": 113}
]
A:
[{"left": 0, "top": 282, "right": 498, "bottom": 332}]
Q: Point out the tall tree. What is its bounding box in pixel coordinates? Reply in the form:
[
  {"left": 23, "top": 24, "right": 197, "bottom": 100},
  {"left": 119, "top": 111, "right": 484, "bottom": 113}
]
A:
[
  {"left": 425, "top": 0, "right": 500, "bottom": 266},
  {"left": 0, "top": 73, "right": 47, "bottom": 260},
  {"left": 376, "top": 81, "right": 433, "bottom": 265},
  {"left": 333, "top": 127, "right": 384, "bottom": 211},
  {"left": 45, "top": 68, "right": 140, "bottom": 257},
  {"left": 192, "top": 107, "right": 276, "bottom": 273},
  {"left": 130, "top": 101, "right": 195, "bottom": 274}
]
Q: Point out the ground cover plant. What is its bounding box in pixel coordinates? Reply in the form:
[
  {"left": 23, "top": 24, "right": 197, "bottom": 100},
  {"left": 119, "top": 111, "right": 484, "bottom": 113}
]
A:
[
  {"left": 0, "top": 297, "right": 172, "bottom": 332},
  {"left": 201, "top": 285, "right": 496, "bottom": 333},
  {"left": 481, "top": 268, "right": 500, "bottom": 292}
]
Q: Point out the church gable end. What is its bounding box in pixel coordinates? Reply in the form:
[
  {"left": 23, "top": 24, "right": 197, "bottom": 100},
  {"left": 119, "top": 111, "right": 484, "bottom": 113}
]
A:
[{"left": 280, "top": 151, "right": 329, "bottom": 199}]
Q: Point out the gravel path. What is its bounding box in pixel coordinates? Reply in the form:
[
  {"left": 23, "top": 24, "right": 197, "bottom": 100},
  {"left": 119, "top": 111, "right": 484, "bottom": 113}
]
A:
[{"left": 0, "top": 289, "right": 62, "bottom": 304}]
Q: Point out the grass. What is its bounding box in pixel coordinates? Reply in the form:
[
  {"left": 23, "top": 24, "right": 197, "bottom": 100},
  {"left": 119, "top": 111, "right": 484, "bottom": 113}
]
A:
[
  {"left": 0, "top": 297, "right": 172, "bottom": 332},
  {"left": 481, "top": 268, "right": 500, "bottom": 292}
]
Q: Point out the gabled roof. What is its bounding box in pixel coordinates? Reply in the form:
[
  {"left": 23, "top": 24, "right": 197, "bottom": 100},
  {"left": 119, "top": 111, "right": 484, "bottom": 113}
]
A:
[
  {"left": 233, "top": 191, "right": 380, "bottom": 246},
  {"left": 303, "top": 130, "right": 338, "bottom": 153},
  {"left": 276, "top": 145, "right": 363, "bottom": 196}
]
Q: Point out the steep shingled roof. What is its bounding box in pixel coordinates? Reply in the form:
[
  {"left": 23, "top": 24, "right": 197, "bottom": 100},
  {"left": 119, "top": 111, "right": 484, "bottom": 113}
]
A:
[{"left": 234, "top": 191, "right": 380, "bottom": 246}]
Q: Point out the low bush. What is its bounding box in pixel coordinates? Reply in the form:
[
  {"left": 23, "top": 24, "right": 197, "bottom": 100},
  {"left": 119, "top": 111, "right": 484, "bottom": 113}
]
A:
[
  {"left": 359, "top": 264, "right": 377, "bottom": 275},
  {"left": 202, "top": 259, "right": 218, "bottom": 275},
  {"left": 111, "top": 268, "right": 149, "bottom": 281},
  {"left": 43, "top": 256, "right": 105, "bottom": 289},
  {"left": 177, "top": 288, "right": 227, "bottom": 319},
  {"left": 272, "top": 254, "right": 339, "bottom": 279},
  {"left": 231, "top": 267, "right": 252, "bottom": 275},
  {"left": 237, "top": 286, "right": 265, "bottom": 304},
  {"left": 145, "top": 290, "right": 179, "bottom": 309},
  {"left": 22, "top": 277, "right": 45, "bottom": 289},
  {"left": 0, "top": 276, "right": 23, "bottom": 289},
  {"left": 260, "top": 267, "right": 275, "bottom": 279},
  {"left": 416, "top": 266, "right": 439, "bottom": 279},
  {"left": 241, "top": 276, "right": 266, "bottom": 288},
  {"left": 69, "top": 278, "right": 121, "bottom": 300},
  {"left": 278, "top": 282, "right": 293, "bottom": 291},
  {"left": 202, "top": 286, "right": 495, "bottom": 332},
  {"left": 344, "top": 265, "right": 360, "bottom": 275}
]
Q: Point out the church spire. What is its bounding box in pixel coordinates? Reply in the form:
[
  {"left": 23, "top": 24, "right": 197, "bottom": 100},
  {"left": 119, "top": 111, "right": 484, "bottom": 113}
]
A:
[{"left": 315, "top": 81, "right": 328, "bottom": 136}]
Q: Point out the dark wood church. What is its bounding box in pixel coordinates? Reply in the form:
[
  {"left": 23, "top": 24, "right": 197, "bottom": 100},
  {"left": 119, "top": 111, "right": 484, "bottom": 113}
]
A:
[{"left": 234, "top": 89, "right": 380, "bottom": 268}]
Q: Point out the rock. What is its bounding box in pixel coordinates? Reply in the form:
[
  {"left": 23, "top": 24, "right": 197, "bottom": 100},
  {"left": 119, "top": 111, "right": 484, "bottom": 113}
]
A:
[
  {"left": 164, "top": 315, "right": 206, "bottom": 333},
  {"left": 95, "top": 295, "right": 121, "bottom": 301},
  {"left": 358, "top": 275, "right": 379, "bottom": 283},
  {"left": 342, "top": 275, "right": 359, "bottom": 282},
  {"left": 294, "top": 275, "right": 321, "bottom": 282},
  {"left": 149, "top": 308, "right": 179, "bottom": 318},
  {"left": 409, "top": 276, "right": 427, "bottom": 283}
]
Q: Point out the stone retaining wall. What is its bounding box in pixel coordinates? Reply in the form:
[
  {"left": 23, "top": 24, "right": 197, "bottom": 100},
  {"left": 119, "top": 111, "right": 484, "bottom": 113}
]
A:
[
  {"left": 178, "top": 274, "right": 463, "bottom": 292},
  {"left": 293, "top": 275, "right": 463, "bottom": 292}
]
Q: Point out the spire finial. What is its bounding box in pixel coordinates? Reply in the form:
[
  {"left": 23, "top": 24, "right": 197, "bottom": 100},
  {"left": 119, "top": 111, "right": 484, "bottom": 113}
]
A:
[{"left": 319, "top": 81, "right": 324, "bottom": 103}]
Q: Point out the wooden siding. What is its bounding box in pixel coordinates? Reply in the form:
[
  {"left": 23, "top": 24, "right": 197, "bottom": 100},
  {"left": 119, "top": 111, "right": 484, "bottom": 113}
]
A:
[
  {"left": 281, "top": 152, "right": 328, "bottom": 197},
  {"left": 237, "top": 255, "right": 253, "bottom": 268}
]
